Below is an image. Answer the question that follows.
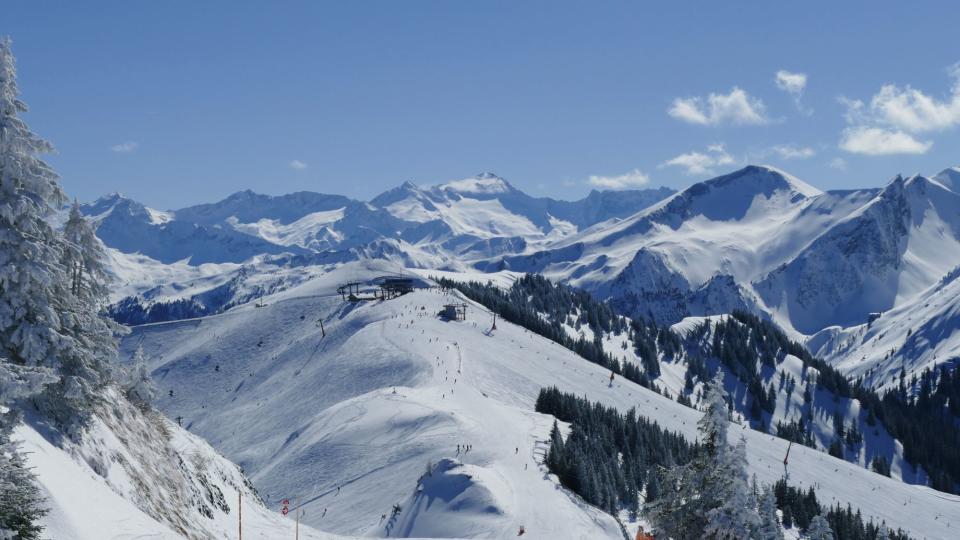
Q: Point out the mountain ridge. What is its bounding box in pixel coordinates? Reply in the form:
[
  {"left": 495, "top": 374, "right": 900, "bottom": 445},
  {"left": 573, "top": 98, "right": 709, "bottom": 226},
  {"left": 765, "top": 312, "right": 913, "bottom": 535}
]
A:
[{"left": 80, "top": 164, "right": 960, "bottom": 400}]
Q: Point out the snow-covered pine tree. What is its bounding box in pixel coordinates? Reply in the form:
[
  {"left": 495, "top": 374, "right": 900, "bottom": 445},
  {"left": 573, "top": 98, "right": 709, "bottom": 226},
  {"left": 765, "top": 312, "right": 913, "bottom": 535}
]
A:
[
  {"left": 876, "top": 523, "right": 890, "bottom": 540},
  {"left": 546, "top": 419, "right": 564, "bottom": 472},
  {"left": 0, "top": 442, "right": 45, "bottom": 540},
  {"left": 805, "top": 513, "right": 835, "bottom": 540},
  {"left": 704, "top": 437, "right": 760, "bottom": 539},
  {"left": 645, "top": 369, "right": 741, "bottom": 539},
  {"left": 122, "top": 345, "right": 155, "bottom": 407},
  {"left": 698, "top": 369, "right": 729, "bottom": 454},
  {"left": 62, "top": 200, "right": 109, "bottom": 303},
  {"left": 0, "top": 36, "right": 120, "bottom": 432},
  {"left": 756, "top": 483, "right": 785, "bottom": 540},
  {"left": 644, "top": 462, "right": 702, "bottom": 539},
  {"left": 0, "top": 361, "right": 56, "bottom": 539}
]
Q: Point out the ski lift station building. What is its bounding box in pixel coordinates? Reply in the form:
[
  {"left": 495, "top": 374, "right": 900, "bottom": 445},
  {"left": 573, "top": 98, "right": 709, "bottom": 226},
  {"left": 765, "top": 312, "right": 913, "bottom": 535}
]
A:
[
  {"left": 442, "top": 303, "right": 468, "bottom": 321},
  {"left": 378, "top": 276, "right": 415, "bottom": 299}
]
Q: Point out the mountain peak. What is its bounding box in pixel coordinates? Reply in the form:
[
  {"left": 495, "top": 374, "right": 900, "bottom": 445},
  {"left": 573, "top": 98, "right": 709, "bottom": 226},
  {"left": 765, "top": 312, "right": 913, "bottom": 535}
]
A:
[
  {"left": 710, "top": 165, "right": 822, "bottom": 198},
  {"left": 893, "top": 173, "right": 960, "bottom": 202},
  {"left": 881, "top": 174, "right": 928, "bottom": 197},
  {"left": 369, "top": 180, "right": 427, "bottom": 208},
  {"left": 641, "top": 165, "right": 822, "bottom": 224},
  {"left": 933, "top": 167, "right": 959, "bottom": 192},
  {"left": 226, "top": 188, "right": 261, "bottom": 200},
  {"left": 91, "top": 192, "right": 129, "bottom": 205},
  {"left": 82, "top": 191, "right": 148, "bottom": 219},
  {"left": 439, "top": 173, "right": 514, "bottom": 195}
]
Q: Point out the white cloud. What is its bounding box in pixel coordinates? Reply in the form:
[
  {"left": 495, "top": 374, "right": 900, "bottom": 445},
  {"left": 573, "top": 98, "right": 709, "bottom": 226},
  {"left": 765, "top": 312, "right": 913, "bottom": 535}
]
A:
[
  {"left": 775, "top": 70, "right": 811, "bottom": 114},
  {"left": 660, "top": 143, "right": 735, "bottom": 176},
  {"left": 110, "top": 141, "right": 138, "bottom": 153},
  {"left": 771, "top": 145, "right": 815, "bottom": 159},
  {"left": 775, "top": 70, "right": 807, "bottom": 95},
  {"left": 828, "top": 157, "right": 847, "bottom": 170},
  {"left": 868, "top": 81, "right": 960, "bottom": 133},
  {"left": 706, "top": 143, "right": 727, "bottom": 154},
  {"left": 289, "top": 159, "right": 308, "bottom": 170},
  {"left": 668, "top": 87, "right": 768, "bottom": 126},
  {"left": 668, "top": 98, "right": 710, "bottom": 125},
  {"left": 587, "top": 168, "right": 650, "bottom": 190},
  {"left": 839, "top": 127, "right": 932, "bottom": 155},
  {"left": 839, "top": 63, "right": 960, "bottom": 155},
  {"left": 838, "top": 96, "right": 865, "bottom": 123}
]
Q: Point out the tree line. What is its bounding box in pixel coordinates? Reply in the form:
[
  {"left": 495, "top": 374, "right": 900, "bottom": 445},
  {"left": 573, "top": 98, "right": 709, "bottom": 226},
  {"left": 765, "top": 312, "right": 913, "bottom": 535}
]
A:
[
  {"left": 537, "top": 381, "right": 908, "bottom": 539},
  {"left": 535, "top": 386, "right": 696, "bottom": 516},
  {"left": 723, "top": 311, "right": 960, "bottom": 493},
  {"left": 108, "top": 296, "right": 213, "bottom": 325}
]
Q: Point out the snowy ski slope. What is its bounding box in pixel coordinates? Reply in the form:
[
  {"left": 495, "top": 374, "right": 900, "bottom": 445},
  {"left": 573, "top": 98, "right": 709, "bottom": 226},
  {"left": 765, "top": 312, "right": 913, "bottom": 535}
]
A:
[
  {"left": 18, "top": 403, "right": 342, "bottom": 540},
  {"left": 124, "top": 261, "right": 960, "bottom": 539}
]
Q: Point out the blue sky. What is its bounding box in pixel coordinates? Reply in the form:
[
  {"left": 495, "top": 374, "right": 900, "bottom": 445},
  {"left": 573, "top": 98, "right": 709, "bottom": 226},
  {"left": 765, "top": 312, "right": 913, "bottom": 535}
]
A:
[{"left": 5, "top": 1, "right": 960, "bottom": 209}]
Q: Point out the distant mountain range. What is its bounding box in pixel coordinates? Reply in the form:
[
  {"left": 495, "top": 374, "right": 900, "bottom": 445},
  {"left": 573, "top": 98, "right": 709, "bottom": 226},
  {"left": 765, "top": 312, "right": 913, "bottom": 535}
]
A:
[
  {"left": 83, "top": 174, "right": 674, "bottom": 266},
  {"left": 80, "top": 166, "right": 960, "bottom": 391}
]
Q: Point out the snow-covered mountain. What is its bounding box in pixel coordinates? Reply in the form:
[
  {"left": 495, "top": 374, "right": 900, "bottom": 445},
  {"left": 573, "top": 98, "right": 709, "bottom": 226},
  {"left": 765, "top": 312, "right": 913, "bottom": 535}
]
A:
[
  {"left": 934, "top": 166, "right": 960, "bottom": 192},
  {"left": 83, "top": 176, "right": 674, "bottom": 319},
  {"left": 83, "top": 193, "right": 306, "bottom": 264},
  {"left": 485, "top": 166, "right": 863, "bottom": 323},
  {"left": 372, "top": 173, "right": 674, "bottom": 241},
  {"left": 476, "top": 166, "right": 960, "bottom": 356},
  {"left": 756, "top": 173, "right": 960, "bottom": 334},
  {"left": 84, "top": 175, "right": 673, "bottom": 274},
  {"left": 120, "top": 261, "right": 960, "bottom": 539},
  {"left": 808, "top": 264, "right": 960, "bottom": 392},
  {"left": 84, "top": 165, "right": 960, "bottom": 399},
  {"left": 71, "top": 165, "right": 960, "bottom": 537}
]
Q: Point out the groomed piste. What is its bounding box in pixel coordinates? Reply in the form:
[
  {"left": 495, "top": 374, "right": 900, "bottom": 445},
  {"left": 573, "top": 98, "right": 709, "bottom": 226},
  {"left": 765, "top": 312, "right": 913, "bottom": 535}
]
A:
[{"left": 120, "top": 261, "right": 960, "bottom": 539}]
